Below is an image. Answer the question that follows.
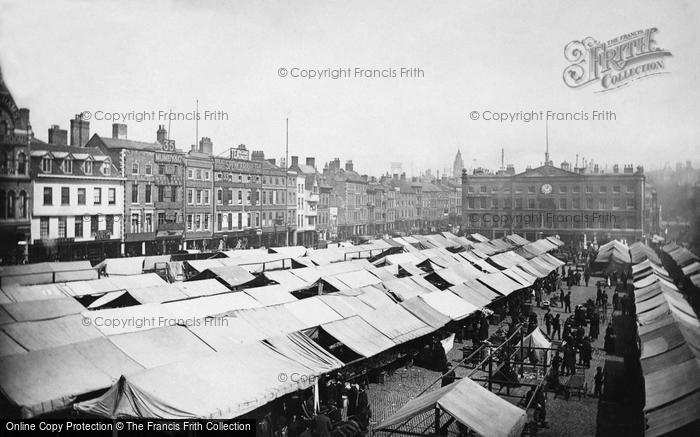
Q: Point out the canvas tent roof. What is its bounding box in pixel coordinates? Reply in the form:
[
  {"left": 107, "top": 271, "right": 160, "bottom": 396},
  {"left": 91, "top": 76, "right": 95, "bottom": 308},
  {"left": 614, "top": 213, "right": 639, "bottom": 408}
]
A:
[
  {"left": 187, "top": 317, "right": 268, "bottom": 351},
  {"left": 316, "top": 294, "right": 375, "bottom": 319},
  {"left": 97, "top": 257, "right": 145, "bottom": 276},
  {"left": 189, "top": 265, "right": 257, "bottom": 288},
  {"left": 108, "top": 326, "right": 215, "bottom": 368},
  {"left": 1, "top": 314, "right": 103, "bottom": 351},
  {"left": 448, "top": 284, "right": 493, "bottom": 309},
  {"left": 171, "top": 278, "right": 230, "bottom": 297},
  {"left": 268, "top": 246, "right": 308, "bottom": 258},
  {"left": 331, "top": 269, "right": 382, "bottom": 289},
  {"left": 644, "top": 390, "right": 700, "bottom": 437},
  {"left": 164, "top": 291, "right": 261, "bottom": 320},
  {"left": 0, "top": 261, "right": 96, "bottom": 286},
  {"left": 263, "top": 270, "right": 311, "bottom": 292},
  {"left": 1, "top": 297, "right": 84, "bottom": 322},
  {"left": 75, "top": 342, "right": 327, "bottom": 419},
  {"left": 348, "top": 286, "right": 396, "bottom": 309},
  {"left": 377, "top": 377, "right": 526, "bottom": 437},
  {"left": 126, "top": 284, "right": 188, "bottom": 304},
  {"left": 400, "top": 297, "right": 451, "bottom": 330},
  {"left": 320, "top": 315, "right": 396, "bottom": 358},
  {"left": 477, "top": 272, "right": 523, "bottom": 296},
  {"left": 360, "top": 304, "right": 434, "bottom": 344},
  {"left": 228, "top": 305, "right": 307, "bottom": 338},
  {"left": 244, "top": 285, "right": 298, "bottom": 306},
  {"left": 419, "top": 290, "right": 479, "bottom": 320},
  {"left": 263, "top": 331, "right": 344, "bottom": 375},
  {"left": 1, "top": 283, "right": 69, "bottom": 302},
  {"left": 282, "top": 297, "right": 343, "bottom": 329},
  {"left": 0, "top": 338, "right": 143, "bottom": 418},
  {"left": 381, "top": 277, "right": 432, "bottom": 301}
]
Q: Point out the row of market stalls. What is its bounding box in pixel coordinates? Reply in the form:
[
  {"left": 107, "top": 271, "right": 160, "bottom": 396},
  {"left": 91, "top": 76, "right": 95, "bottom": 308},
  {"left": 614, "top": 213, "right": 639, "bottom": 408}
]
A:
[
  {"left": 629, "top": 241, "right": 700, "bottom": 436},
  {"left": 0, "top": 232, "right": 565, "bottom": 431}
]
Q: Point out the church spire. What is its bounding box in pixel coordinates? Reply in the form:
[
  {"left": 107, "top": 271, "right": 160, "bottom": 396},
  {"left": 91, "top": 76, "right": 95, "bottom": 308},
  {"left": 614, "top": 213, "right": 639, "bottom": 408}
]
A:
[{"left": 544, "top": 120, "right": 553, "bottom": 166}]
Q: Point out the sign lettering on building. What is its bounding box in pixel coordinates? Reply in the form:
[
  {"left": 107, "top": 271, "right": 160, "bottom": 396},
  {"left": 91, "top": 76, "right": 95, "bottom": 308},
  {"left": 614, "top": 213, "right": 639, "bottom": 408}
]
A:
[
  {"left": 214, "top": 157, "right": 262, "bottom": 172},
  {"left": 155, "top": 152, "right": 184, "bottom": 164},
  {"left": 0, "top": 134, "right": 29, "bottom": 145}
]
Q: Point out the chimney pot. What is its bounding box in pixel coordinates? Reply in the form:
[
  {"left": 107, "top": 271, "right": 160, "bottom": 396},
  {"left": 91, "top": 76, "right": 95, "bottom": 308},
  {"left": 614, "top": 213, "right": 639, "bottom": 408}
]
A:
[{"left": 305, "top": 157, "right": 316, "bottom": 168}]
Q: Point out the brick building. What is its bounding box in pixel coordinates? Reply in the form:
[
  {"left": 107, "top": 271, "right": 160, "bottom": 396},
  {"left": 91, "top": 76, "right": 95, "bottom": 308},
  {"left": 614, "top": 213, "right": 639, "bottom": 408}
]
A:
[
  {"left": 86, "top": 123, "right": 163, "bottom": 256},
  {"left": 184, "top": 138, "right": 214, "bottom": 250}
]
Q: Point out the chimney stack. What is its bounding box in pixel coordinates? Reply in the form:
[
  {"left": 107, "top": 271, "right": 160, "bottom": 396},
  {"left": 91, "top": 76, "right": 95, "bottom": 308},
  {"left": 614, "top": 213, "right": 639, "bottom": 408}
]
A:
[
  {"left": 251, "top": 150, "right": 265, "bottom": 161},
  {"left": 199, "top": 137, "right": 213, "bottom": 155},
  {"left": 70, "top": 114, "right": 90, "bottom": 147},
  {"left": 345, "top": 160, "right": 353, "bottom": 172},
  {"left": 291, "top": 156, "right": 299, "bottom": 167},
  {"left": 156, "top": 125, "right": 167, "bottom": 143},
  {"left": 112, "top": 123, "right": 127, "bottom": 140},
  {"left": 48, "top": 125, "right": 68, "bottom": 145},
  {"left": 400, "top": 172, "right": 406, "bottom": 181},
  {"left": 613, "top": 164, "right": 619, "bottom": 173},
  {"left": 306, "top": 157, "right": 316, "bottom": 168},
  {"left": 18, "top": 108, "right": 31, "bottom": 131}
]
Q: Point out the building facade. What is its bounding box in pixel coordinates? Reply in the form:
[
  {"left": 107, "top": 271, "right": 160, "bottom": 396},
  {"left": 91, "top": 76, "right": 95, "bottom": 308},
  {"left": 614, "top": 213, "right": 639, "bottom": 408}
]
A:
[
  {"left": 184, "top": 138, "right": 214, "bottom": 251},
  {"left": 86, "top": 125, "right": 164, "bottom": 256},
  {"left": 29, "top": 142, "right": 123, "bottom": 262},
  {"left": 462, "top": 161, "right": 652, "bottom": 246},
  {"left": 0, "top": 70, "right": 32, "bottom": 264}
]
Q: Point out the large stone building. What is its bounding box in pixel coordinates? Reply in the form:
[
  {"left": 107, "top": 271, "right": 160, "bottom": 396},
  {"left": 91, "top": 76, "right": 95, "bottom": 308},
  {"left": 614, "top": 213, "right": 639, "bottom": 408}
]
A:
[
  {"left": 462, "top": 157, "right": 657, "bottom": 246},
  {"left": 0, "top": 69, "right": 32, "bottom": 263}
]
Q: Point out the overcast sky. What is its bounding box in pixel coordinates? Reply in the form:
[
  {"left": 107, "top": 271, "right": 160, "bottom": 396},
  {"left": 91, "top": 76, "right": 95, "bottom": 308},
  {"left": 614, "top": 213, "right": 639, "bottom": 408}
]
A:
[{"left": 1, "top": 0, "right": 698, "bottom": 176}]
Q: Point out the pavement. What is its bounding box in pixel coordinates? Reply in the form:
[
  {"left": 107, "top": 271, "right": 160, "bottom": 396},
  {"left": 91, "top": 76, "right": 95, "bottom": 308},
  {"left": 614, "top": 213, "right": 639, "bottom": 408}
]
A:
[{"left": 364, "top": 271, "right": 644, "bottom": 436}]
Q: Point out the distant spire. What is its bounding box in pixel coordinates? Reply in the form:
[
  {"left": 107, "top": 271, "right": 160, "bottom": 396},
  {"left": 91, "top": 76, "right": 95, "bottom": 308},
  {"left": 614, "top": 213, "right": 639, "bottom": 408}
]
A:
[{"left": 544, "top": 120, "right": 552, "bottom": 166}]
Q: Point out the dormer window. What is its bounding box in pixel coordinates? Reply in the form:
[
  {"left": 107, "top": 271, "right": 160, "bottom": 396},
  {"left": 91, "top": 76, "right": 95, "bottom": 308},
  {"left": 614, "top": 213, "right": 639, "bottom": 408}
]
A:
[
  {"left": 62, "top": 158, "right": 73, "bottom": 173},
  {"left": 84, "top": 160, "right": 93, "bottom": 175},
  {"left": 42, "top": 157, "right": 52, "bottom": 172},
  {"left": 102, "top": 160, "right": 111, "bottom": 176}
]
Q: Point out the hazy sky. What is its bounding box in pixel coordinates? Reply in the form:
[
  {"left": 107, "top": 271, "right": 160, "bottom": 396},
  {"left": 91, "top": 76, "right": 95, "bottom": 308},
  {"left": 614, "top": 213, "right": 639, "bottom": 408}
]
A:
[{"left": 1, "top": 0, "right": 698, "bottom": 176}]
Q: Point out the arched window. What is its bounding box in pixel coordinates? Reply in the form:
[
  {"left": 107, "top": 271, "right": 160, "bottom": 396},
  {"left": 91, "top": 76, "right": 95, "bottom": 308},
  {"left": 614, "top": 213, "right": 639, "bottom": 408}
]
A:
[
  {"left": 0, "top": 190, "right": 5, "bottom": 219},
  {"left": 0, "top": 121, "right": 7, "bottom": 136},
  {"left": 7, "top": 190, "right": 15, "bottom": 218},
  {"left": 18, "top": 191, "right": 27, "bottom": 219},
  {"left": 17, "top": 152, "right": 26, "bottom": 175}
]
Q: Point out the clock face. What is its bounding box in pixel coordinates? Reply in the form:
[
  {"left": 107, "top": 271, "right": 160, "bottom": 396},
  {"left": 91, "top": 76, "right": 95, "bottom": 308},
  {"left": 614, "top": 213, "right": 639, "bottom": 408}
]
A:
[{"left": 541, "top": 183, "right": 553, "bottom": 194}]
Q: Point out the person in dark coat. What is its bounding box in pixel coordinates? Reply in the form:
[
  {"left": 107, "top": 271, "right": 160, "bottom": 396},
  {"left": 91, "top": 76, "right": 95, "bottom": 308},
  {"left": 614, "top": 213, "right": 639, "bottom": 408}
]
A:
[
  {"left": 604, "top": 324, "right": 615, "bottom": 353},
  {"left": 589, "top": 311, "right": 600, "bottom": 339},
  {"left": 612, "top": 291, "right": 620, "bottom": 311},
  {"left": 563, "top": 345, "right": 576, "bottom": 376},
  {"left": 594, "top": 367, "right": 606, "bottom": 398},
  {"left": 580, "top": 337, "right": 592, "bottom": 368},
  {"left": 584, "top": 269, "right": 591, "bottom": 287},
  {"left": 552, "top": 314, "right": 561, "bottom": 339},
  {"left": 564, "top": 292, "right": 572, "bottom": 313},
  {"left": 441, "top": 363, "right": 456, "bottom": 387},
  {"left": 544, "top": 310, "right": 553, "bottom": 336}
]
